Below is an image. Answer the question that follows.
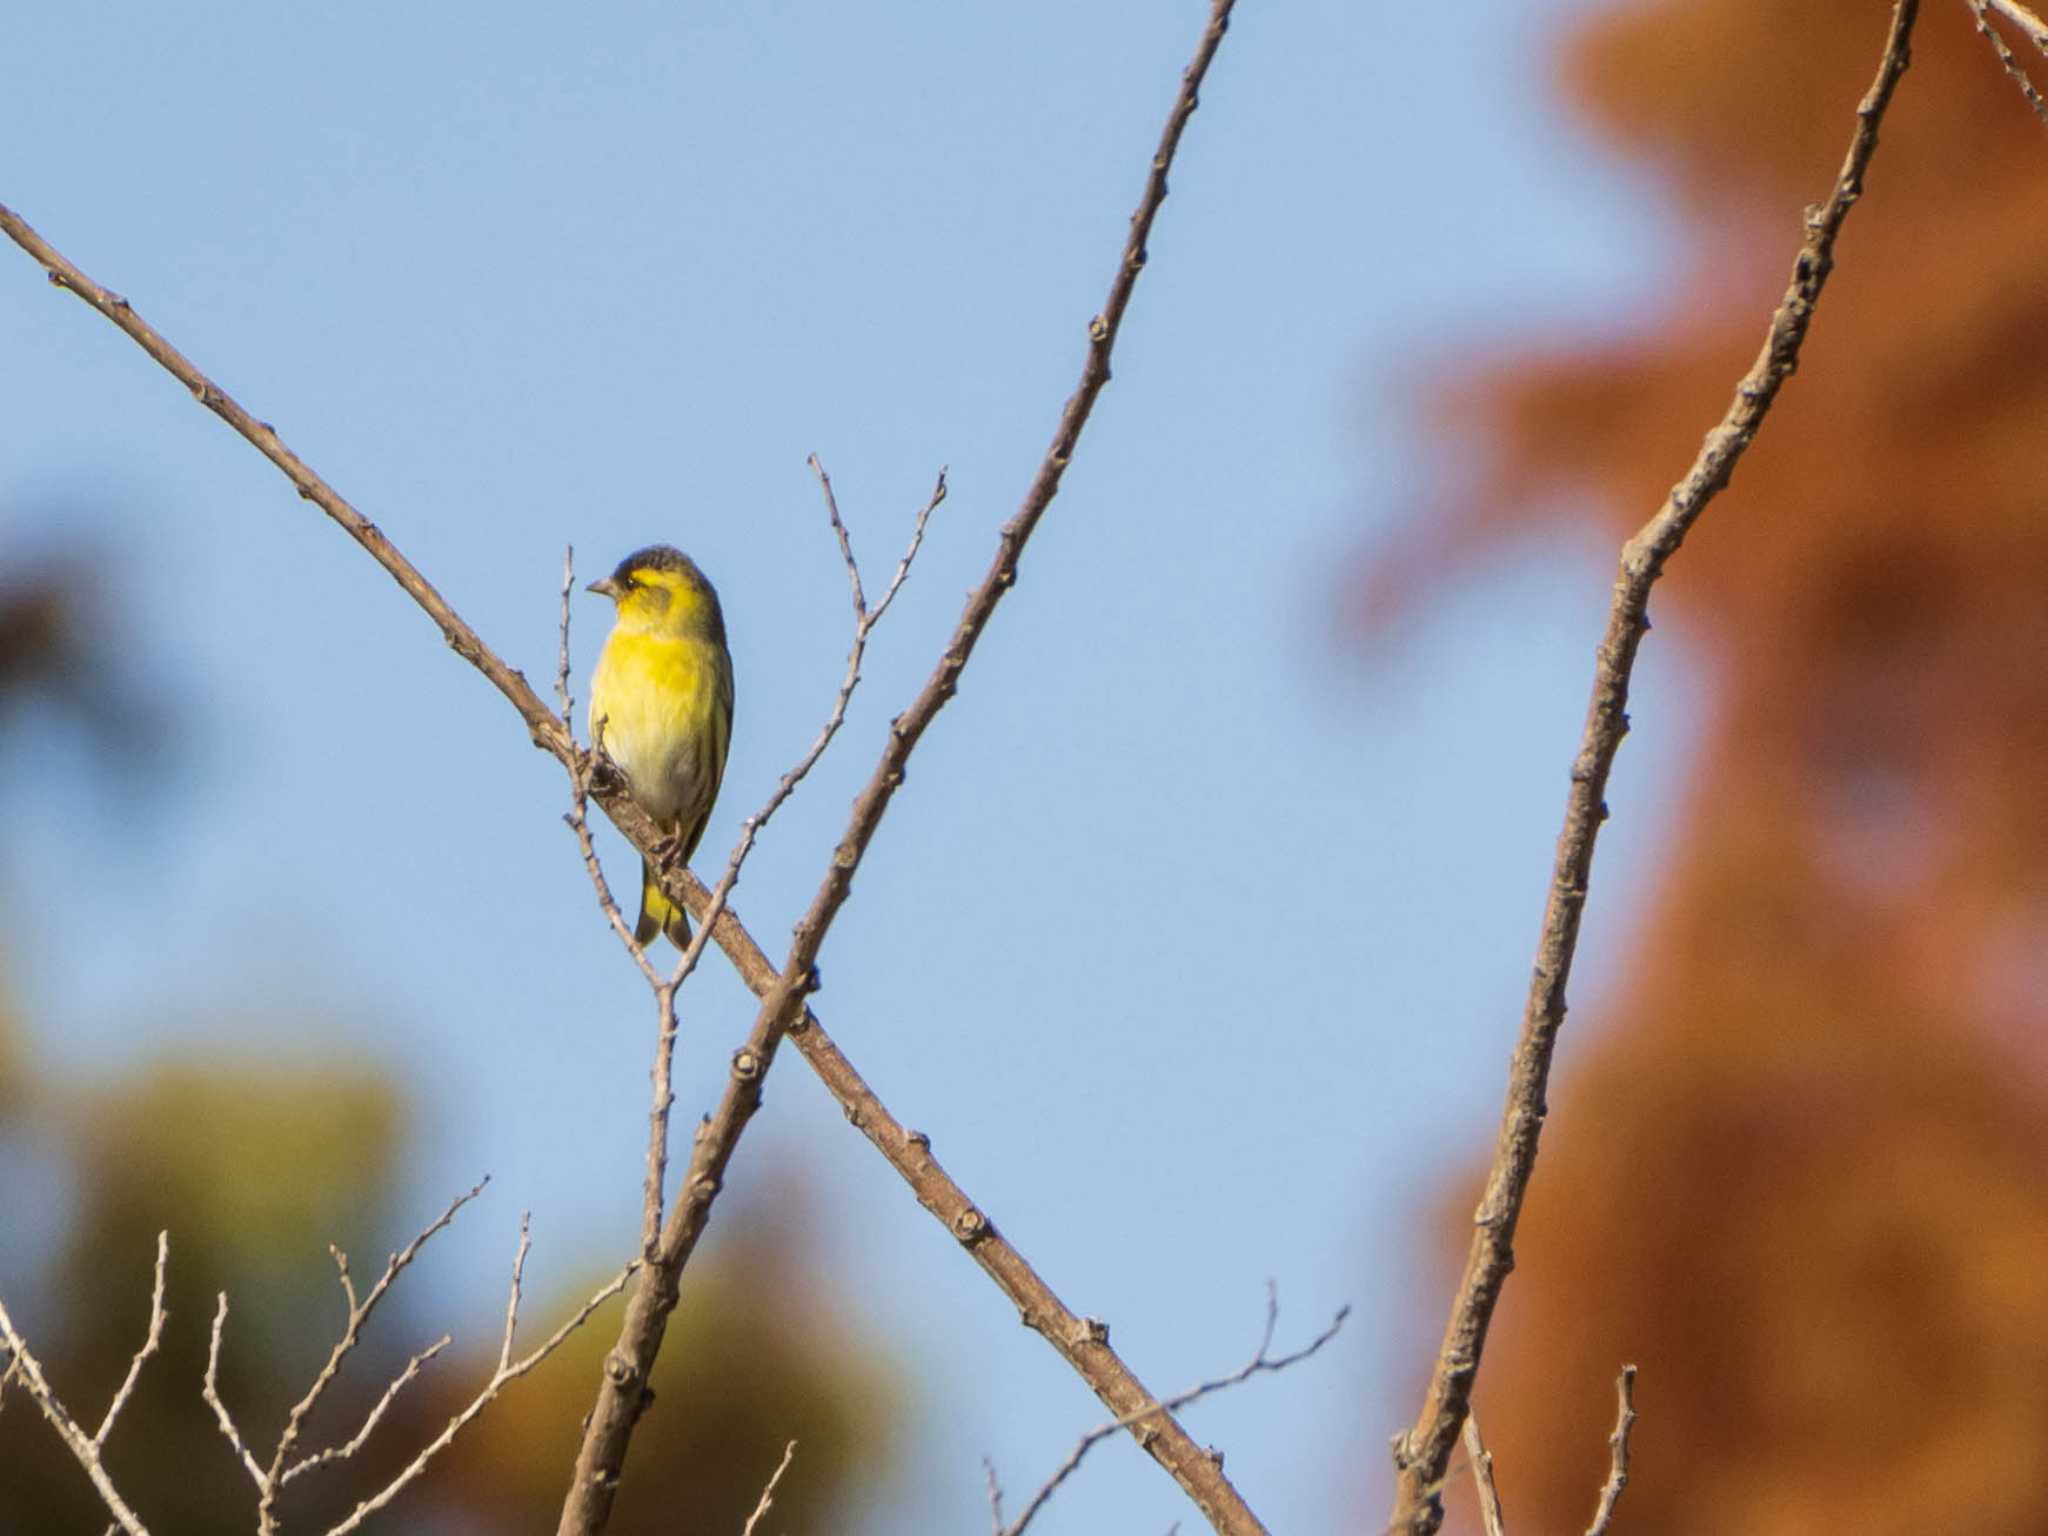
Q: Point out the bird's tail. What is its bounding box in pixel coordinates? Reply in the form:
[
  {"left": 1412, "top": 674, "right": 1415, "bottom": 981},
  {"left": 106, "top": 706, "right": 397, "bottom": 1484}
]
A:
[{"left": 636, "top": 857, "right": 691, "bottom": 949}]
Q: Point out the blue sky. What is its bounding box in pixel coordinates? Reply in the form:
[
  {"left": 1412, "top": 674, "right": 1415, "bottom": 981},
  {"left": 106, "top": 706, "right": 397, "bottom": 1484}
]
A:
[{"left": 1, "top": 2, "right": 1701, "bottom": 1530}]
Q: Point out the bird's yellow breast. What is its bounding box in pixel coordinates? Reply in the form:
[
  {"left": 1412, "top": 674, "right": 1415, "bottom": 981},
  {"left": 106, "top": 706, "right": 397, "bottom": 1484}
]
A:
[{"left": 588, "top": 628, "right": 731, "bottom": 826}]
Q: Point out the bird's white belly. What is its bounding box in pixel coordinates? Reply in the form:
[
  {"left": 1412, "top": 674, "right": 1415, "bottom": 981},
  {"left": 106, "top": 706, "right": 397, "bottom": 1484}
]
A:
[{"left": 604, "top": 712, "right": 707, "bottom": 824}]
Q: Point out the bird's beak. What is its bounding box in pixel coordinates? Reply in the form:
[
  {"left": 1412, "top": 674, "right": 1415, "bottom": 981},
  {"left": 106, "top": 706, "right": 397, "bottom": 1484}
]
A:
[{"left": 586, "top": 576, "right": 623, "bottom": 600}]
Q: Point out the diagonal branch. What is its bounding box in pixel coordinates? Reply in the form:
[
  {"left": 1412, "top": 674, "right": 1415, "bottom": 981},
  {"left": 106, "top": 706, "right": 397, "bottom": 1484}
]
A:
[
  {"left": 557, "top": 4, "right": 1249, "bottom": 1531},
  {"left": 1384, "top": 6, "right": 1921, "bottom": 1533}
]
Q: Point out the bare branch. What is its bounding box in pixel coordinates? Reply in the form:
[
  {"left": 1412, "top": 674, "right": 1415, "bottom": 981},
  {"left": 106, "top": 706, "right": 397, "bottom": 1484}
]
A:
[
  {"left": 740, "top": 1441, "right": 798, "bottom": 1536},
  {"left": 998, "top": 1287, "right": 1348, "bottom": 1536},
  {"left": 1460, "top": 1415, "right": 1506, "bottom": 1536},
  {"left": 984, "top": 1458, "right": 1007, "bottom": 1536},
  {"left": 565, "top": 746, "right": 665, "bottom": 989},
  {"left": 203, "top": 1294, "right": 269, "bottom": 1494},
  {"left": 499, "top": 1213, "right": 533, "bottom": 1374},
  {"left": 256, "top": 1180, "right": 488, "bottom": 1530},
  {"left": 332, "top": 1246, "right": 360, "bottom": 1318},
  {"left": 862, "top": 471, "right": 940, "bottom": 629},
  {"left": 556, "top": 545, "right": 577, "bottom": 730},
  {"left": 196, "top": 1192, "right": 620, "bottom": 1530},
  {"left": 0, "top": 1274, "right": 155, "bottom": 1535},
  {"left": 282, "top": 1336, "right": 451, "bottom": 1486},
  {"left": 1986, "top": 0, "right": 2048, "bottom": 51},
  {"left": 814, "top": 456, "right": 871, "bottom": 621},
  {"left": 1583, "top": 1367, "right": 1638, "bottom": 1536},
  {"left": 325, "top": 1248, "right": 637, "bottom": 1536},
  {"left": 1968, "top": 0, "right": 2048, "bottom": 125},
  {"left": 93, "top": 1230, "right": 168, "bottom": 1451},
  {"left": 1384, "top": 7, "right": 1920, "bottom": 1533},
  {"left": 636, "top": 983, "right": 683, "bottom": 1257}
]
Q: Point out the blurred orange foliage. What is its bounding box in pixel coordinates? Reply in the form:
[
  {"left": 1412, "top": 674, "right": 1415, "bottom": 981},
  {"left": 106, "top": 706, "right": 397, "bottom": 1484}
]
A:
[{"left": 1393, "top": 2, "right": 2048, "bottom": 1530}]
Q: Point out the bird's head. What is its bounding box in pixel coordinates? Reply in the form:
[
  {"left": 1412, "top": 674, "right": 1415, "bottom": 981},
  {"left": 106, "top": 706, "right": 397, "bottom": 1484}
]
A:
[{"left": 588, "top": 545, "right": 726, "bottom": 641}]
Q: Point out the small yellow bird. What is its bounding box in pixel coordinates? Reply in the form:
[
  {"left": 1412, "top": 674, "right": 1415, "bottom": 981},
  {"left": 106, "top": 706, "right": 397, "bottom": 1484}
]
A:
[{"left": 586, "top": 545, "right": 735, "bottom": 949}]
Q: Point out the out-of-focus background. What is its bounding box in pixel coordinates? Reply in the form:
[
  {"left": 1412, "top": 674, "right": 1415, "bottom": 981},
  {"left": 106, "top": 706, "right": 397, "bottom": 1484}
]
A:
[{"left": 3, "top": 1, "right": 2043, "bottom": 1531}]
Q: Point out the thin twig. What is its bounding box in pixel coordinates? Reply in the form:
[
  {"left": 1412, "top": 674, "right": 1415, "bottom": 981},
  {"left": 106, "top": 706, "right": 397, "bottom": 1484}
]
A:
[
  {"left": 1460, "top": 1415, "right": 1506, "bottom": 1536},
  {"left": 815, "top": 457, "right": 871, "bottom": 619},
  {"left": 1986, "top": 0, "right": 2048, "bottom": 50},
  {"left": 1384, "top": 6, "right": 1920, "bottom": 1534},
  {"left": 203, "top": 1294, "right": 269, "bottom": 1492},
  {"left": 92, "top": 1230, "right": 168, "bottom": 1451},
  {"left": 0, "top": 1277, "right": 155, "bottom": 1535},
  {"left": 499, "top": 1214, "right": 533, "bottom": 1372},
  {"left": 205, "top": 1201, "right": 630, "bottom": 1525},
  {"left": 1967, "top": 0, "right": 2048, "bottom": 125},
  {"left": 324, "top": 1246, "right": 637, "bottom": 1536},
  {"left": 568, "top": 729, "right": 677, "bottom": 1254},
  {"left": 281, "top": 1336, "right": 451, "bottom": 1486},
  {"left": 984, "top": 1458, "right": 1007, "bottom": 1536},
  {"left": 255, "top": 1180, "right": 488, "bottom": 1531},
  {"left": 862, "top": 472, "right": 940, "bottom": 628},
  {"left": 1583, "top": 1366, "right": 1637, "bottom": 1536},
  {"left": 566, "top": 748, "right": 664, "bottom": 989},
  {"left": 556, "top": 545, "right": 576, "bottom": 730},
  {"left": 997, "top": 1285, "right": 1347, "bottom": 1536},
  {"left": 638, "top": 982, "right": 682, "bottom": 1256},
  {"left": 740, "top": 1440, "right": 798, "bottom": 1536}
]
